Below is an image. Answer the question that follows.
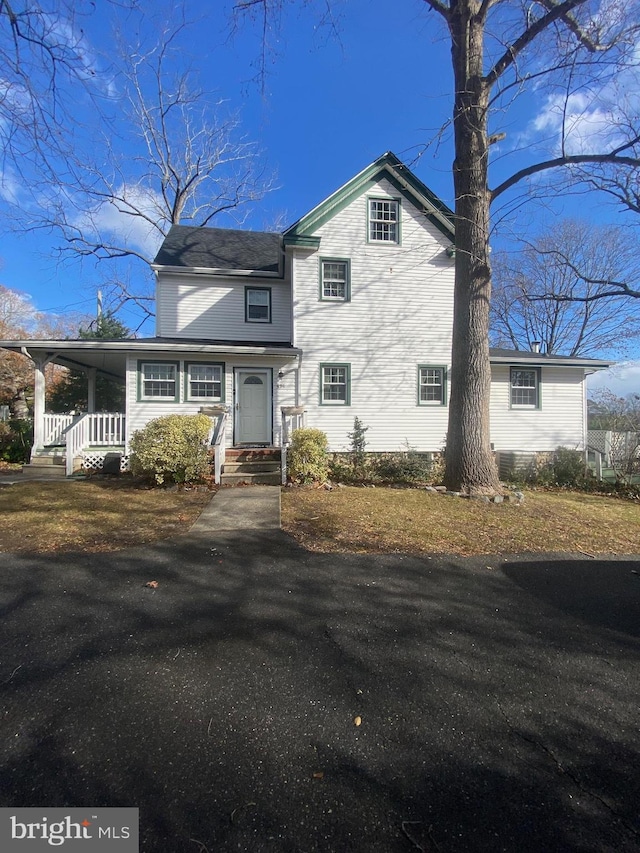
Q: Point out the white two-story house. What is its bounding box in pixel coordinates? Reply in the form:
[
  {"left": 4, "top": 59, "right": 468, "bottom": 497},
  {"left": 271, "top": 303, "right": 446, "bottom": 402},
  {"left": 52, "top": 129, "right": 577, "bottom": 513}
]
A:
[{"left": 0, "top": 152, "right": 609, "bottom": 481}]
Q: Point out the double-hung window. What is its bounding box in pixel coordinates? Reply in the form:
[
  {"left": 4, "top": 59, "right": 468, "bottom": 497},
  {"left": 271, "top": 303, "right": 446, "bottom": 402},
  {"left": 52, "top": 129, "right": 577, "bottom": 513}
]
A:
[
  {"left": 186, "top": 363, "right": 223, "bottom": 402},
  {"left": 369, "top": 198, "right": 399, "bottom": 243},
  {"left": 510, "top": 368, "right": 540, "bottom": 408},
  {"left": 139, "top": 362, "right": 178, "bottom": 401},
  {"left": 320, "top": 364, "right": 350, "bottom": 405},
  {"left": 245, "top": 287, "right": 271, "bottom": 323},
  {"left": 320, "top": 259, "right": 350, "bottom": 301},
  {"left": 418, "top": 365, "right": 447, "bottom": 406}
]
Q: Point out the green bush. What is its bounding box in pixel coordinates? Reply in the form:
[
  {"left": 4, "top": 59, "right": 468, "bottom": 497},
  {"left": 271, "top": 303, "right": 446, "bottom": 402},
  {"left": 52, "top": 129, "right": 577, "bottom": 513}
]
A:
[
  {"left": 526, "top": 446, "right": 590, "bottom": 488},
  {"left": 129, "top": 414, "right": 212, "bottom": 485},
  {"left": 372, "top": 449, "right": 436, "bottom": 484},
  {"left": 0, "top": 419, "right": 33, "bottom": 463},
  {"left": 327, "top": 449, "right": 444, "bottom": 486},
  {"left": 287, "top": 428, "right": 328, "bottom": 483}
]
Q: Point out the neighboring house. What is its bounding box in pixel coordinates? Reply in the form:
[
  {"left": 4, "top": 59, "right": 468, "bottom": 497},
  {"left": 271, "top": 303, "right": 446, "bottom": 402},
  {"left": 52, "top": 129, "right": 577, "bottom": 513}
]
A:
[{"left": 0, "top": 152, "right": 610, "bottom": 481}]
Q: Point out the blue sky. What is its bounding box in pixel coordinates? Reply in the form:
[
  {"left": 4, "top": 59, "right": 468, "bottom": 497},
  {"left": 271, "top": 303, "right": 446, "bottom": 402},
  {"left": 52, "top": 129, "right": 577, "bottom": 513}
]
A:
[{"left": 0, "top": 0, "right": 638, "bottom": 391}]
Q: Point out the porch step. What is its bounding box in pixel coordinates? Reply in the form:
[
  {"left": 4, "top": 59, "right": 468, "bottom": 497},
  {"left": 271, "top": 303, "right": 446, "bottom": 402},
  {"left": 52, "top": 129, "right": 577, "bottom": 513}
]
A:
[
  {"left": 220, "top": 447, "right": 282, "bottom": 486},
  {"left": 21, "top": 462, "right": 67, "bottom": 479}
]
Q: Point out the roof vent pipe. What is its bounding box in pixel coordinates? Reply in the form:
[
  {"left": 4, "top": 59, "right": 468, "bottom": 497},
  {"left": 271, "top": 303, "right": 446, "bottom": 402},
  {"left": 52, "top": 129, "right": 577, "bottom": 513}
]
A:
[{"left": 531, "top": 341, "right": 541, "bottom": 353}]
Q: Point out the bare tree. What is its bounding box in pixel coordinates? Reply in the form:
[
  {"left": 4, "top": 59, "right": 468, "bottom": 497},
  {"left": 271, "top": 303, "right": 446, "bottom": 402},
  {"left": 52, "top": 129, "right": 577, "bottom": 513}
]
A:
[
  {"left": 491, "top": 220, "right": 640, "bottom": 357},
  {"left": 0, "top": 1, "right": 134, "bottom": 171},
  {"left": 9, "top": 15, "right": 273, "bottom": 328},
  {"left": 234, "top": 0, "right": 640, "bottom": 493}
]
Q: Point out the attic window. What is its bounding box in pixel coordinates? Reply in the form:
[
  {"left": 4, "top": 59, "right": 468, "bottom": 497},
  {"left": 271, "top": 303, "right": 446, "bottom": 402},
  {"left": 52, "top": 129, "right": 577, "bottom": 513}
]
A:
[{"left": 369, "top": 198, "right": 399, "bottom": 243}]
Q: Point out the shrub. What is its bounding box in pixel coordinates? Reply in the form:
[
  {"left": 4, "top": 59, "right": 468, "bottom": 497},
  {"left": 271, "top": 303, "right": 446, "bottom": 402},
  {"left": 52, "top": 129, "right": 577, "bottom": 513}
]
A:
[
  {"left": 0, "top": 419, "right": 33, "bottom": 463},
  {"left": 348, "top": 416, "right": 369, "bottom": 475},
  {"left": 372, "top": 449, "right": 436, "bottom": 484},
  {"left": 527, "top": 446, "right": 590, "bottom": 489},
  {"left": 287, "top": 428, "right": 328, "bottom": 483},
  {"left": 129, "top": 414, "right": 212, "bottom": 485}
]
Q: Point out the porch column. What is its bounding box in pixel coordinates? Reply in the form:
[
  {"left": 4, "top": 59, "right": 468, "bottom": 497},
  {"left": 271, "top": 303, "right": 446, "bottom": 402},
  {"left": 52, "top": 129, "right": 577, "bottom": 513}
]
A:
[
  {"left": 30, "top": 353, "right": 55, "bottom": 459},
  {"left": 86, "top": 368, "right": 97, "bottom": 414}
]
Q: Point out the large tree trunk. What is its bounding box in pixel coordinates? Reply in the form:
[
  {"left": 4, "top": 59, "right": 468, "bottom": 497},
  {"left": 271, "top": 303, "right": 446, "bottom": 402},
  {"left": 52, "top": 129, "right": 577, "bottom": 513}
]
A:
[{"left": 444, "top": 1, "right": 501, "bottom": 494}]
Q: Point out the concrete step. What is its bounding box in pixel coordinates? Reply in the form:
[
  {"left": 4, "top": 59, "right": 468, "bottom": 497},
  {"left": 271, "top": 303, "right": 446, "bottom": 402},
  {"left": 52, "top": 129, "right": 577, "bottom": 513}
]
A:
[
  {"left": 220, "top": 470, "right": 282, "bottom": 486},
  {"left": 31, "top": 451, "right": 65, "bottom": 465},
  {"left": 21, "top": 463, "right": 67, "bottom": 479}
]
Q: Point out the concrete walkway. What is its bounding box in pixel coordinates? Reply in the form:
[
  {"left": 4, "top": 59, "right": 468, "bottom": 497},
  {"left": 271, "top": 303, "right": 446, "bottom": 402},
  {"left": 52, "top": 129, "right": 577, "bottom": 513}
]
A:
[{"left": 189, "top": 485, "right": 281, "bottom": 535}]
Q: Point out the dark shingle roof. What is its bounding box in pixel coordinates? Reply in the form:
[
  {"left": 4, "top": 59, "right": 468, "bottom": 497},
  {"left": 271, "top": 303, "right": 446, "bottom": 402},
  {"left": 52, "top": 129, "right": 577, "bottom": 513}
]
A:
[
  {"left": 154, "top": 225, "right": 283, "bottom": 275},
  {"left": 489, "top": 347, "right": 610, "bottom": 366}
]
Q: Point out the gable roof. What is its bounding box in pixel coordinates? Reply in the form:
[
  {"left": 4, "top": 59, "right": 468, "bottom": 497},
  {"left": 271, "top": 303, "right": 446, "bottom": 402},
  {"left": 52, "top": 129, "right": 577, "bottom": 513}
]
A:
[
  {"left": 284, "top": 151, "right": 455, "bottom": 246},
  {"left": 153, "top": 225, "right": 283, "bottom": 276}
]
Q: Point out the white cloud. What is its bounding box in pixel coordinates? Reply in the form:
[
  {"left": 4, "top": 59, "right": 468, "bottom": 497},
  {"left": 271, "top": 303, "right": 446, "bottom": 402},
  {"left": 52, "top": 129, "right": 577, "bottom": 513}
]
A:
[
  {"left": 587, "top": 360, "right": 640, "bottom": 397},
  {"left": 72, "top": 184, "right": 166, "bottom": 260}
]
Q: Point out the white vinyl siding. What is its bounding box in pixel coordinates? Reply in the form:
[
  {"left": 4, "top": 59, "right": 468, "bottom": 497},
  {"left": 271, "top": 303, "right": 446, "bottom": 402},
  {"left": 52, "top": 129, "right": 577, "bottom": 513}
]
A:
[
  {"left": 125, "top": 353, "right": 296, "bottom": 451},
  {"left": 155, "top": 275, "right": 291, "bottom": 341},
  {"left": 291, "top": 176, "right": 453, "bottom": 451},
  {"left": 490, "top": 365, "right": 586, "bottom": 451}
]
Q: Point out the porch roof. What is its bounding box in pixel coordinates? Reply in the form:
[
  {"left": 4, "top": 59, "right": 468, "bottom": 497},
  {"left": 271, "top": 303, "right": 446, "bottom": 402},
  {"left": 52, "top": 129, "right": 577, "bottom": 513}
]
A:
[{"left": 0, "top": 337, "right": 301, "bottom": 380}]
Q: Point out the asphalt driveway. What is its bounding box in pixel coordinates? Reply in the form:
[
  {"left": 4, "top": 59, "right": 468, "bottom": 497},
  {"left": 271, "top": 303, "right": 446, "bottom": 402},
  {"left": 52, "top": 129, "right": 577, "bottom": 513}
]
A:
[{"left": 0, "top": 527, "right": 638, "bottom": 852}]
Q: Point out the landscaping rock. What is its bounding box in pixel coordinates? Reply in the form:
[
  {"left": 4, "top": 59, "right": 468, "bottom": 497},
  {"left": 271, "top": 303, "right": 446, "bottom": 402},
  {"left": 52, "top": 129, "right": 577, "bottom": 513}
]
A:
[
  {"left": 470, "top": 495, "right": 491, "bottom": 503},
  {"left": 492, "top": 495, "right": 504, "bottom": 504}
]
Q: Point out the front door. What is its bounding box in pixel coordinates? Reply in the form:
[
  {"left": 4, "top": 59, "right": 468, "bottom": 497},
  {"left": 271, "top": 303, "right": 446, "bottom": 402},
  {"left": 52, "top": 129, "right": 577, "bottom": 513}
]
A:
[{"left": 235, "top": 369, "right": 271, "bottom": 445}]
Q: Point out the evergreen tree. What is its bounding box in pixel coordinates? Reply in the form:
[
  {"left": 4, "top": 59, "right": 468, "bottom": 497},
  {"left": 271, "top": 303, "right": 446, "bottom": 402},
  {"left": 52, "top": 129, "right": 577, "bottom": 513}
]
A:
[{"left": 47, "top": 313, "right": 129, "bottom": 413}]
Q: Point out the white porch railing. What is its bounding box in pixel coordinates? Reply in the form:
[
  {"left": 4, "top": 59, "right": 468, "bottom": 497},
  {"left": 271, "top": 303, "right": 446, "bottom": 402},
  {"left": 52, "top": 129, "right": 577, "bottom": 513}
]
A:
[
  {"left": 63, "top": 413, "right": 126, "bottom": 476},
  {"left": 281, "top": 406, "right": 306, "bottom": 446},
  {"left": 281, "top": 406, "right": 306, "bottom": 485},
  {"left": 43, "top": 413, "right": 76, "bottom": 446}
]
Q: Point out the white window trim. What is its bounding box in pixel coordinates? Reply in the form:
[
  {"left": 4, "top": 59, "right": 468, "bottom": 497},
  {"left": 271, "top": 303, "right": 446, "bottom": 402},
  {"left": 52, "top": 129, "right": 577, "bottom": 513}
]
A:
[
  {"left": 418, "top": 365, "right": 447, "bottom": 406},
  {"left": 139, "top": 361, "right": 179, "bottom": 402},
  {"left": 368, "top": 197, "right": 400, "bottom": 244},
  {"left": 186, "top": 362, "right": 224, "bottom": 402},
  {"left": 510, "top": 367, "right": 541, "bottom": 409},
  {"left": 320, "top": 363, "right": 351, "bottom": 405}
]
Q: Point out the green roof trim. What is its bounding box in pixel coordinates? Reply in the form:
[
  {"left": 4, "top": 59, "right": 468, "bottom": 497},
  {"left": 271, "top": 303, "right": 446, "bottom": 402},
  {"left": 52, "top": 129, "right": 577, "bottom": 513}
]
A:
[
  {"left": 283, "top": 235, "right": 322, "bottom": 249},
  {"left": 284, "top": 151, "right": 455, "bottom": 241}
]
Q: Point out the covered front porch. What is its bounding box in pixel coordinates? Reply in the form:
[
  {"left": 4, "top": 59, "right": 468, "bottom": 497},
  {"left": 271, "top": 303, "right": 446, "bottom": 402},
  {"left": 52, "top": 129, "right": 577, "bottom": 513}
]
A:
[{"left": 0, "top": 337, "right": 304, "bottom": 483}]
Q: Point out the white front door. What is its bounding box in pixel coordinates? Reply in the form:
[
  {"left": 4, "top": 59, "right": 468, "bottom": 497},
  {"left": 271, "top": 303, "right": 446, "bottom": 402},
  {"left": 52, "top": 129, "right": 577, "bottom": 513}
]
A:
[{"left": 235, "top": 369, "right": 271, "bottom": 445}]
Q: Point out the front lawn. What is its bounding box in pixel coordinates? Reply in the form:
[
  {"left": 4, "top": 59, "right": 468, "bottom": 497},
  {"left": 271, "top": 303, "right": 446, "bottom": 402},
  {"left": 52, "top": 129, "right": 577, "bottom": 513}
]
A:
[
  {"left": 0, "top": 479, "right": 211, "bottom": 554},
  {"left": 281, "top": 486, "right": 640, "bottom": 556}
]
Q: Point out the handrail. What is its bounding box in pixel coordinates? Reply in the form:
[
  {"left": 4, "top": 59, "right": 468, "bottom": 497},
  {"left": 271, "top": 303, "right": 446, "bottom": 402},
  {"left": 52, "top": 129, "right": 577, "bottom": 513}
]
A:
[
  {"left": 43, "top": 413, "right": 76, "bottom": 446},
  {"left": 281, "top": 406, "right": 306, "bottom": 485},
  {"left": 64, "top": 413, "right": 126, "bottom": 476},
  {"left": 65, "top": 415, "right": 90, "bottom": 476},
  {"left": 212, "top": 412, "right": 228, "bottom": 484}
]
